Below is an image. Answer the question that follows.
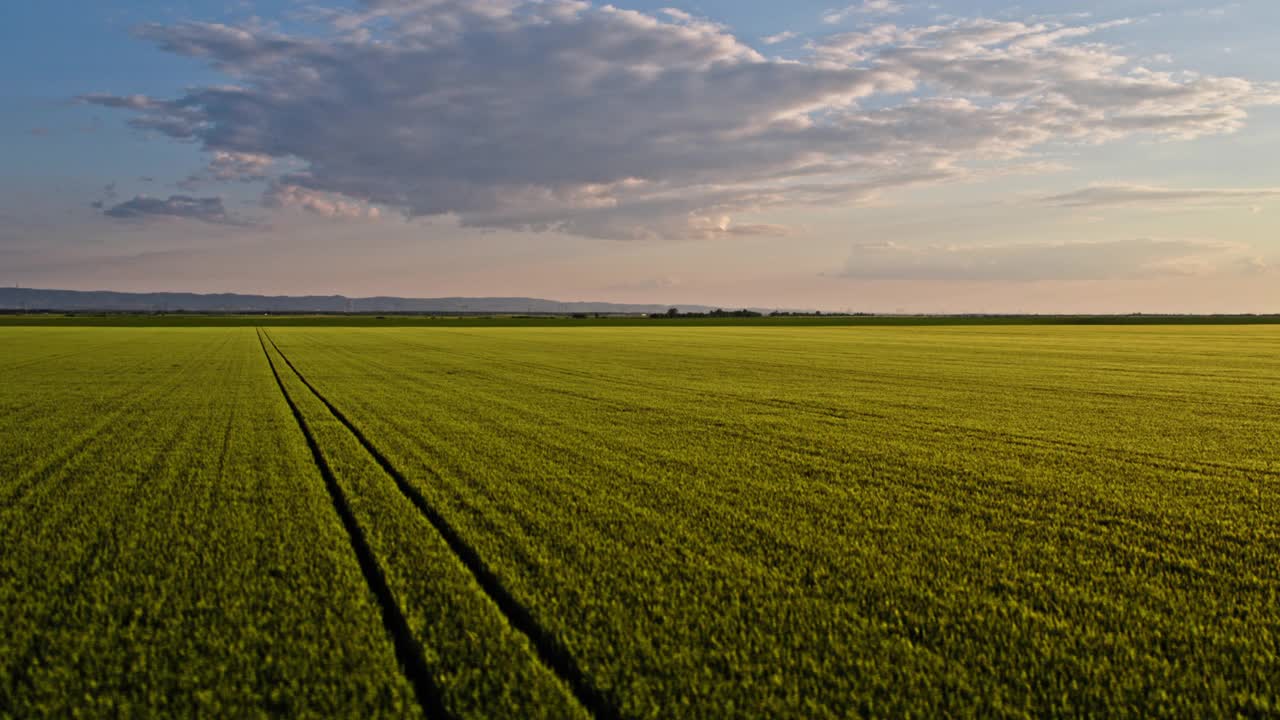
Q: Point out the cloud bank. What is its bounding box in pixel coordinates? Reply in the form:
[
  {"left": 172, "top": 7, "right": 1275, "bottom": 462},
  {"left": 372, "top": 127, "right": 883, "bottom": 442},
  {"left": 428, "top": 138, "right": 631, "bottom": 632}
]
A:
[
  {"left": 1041, "top": 184, "right": 1280, "bottom": 208},
  {"left": 83, "top": 0, "right": 1279, "bottom": 239}
]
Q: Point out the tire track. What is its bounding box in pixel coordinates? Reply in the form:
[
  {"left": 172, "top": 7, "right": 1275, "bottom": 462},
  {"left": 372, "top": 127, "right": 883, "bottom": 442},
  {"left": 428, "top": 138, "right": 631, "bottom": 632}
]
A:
[
  {"left": 255, "top": 330, "right": 446, "bottom": 720},
  {"left": 263, "top": 331, "right": 616, "bottom": 720},
  {"left": 289, "top": 333, "right": 1273, "bottom": 560}
]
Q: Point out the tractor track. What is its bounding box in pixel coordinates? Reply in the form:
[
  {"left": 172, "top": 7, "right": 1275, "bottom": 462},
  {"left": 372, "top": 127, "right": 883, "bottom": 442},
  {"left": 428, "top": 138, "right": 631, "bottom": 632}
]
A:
[
  {"left": 257, "top": 330, "right": 448, "bottom": 720},
  {"left": 261, "top": 330, "right": 615, "bottom": 720}
]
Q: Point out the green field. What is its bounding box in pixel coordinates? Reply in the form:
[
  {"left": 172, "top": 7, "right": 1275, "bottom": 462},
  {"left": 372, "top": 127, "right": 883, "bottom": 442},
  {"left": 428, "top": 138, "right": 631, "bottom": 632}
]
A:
[{"left": 2, "top": 324, "right": 1278, "bottom": 717}]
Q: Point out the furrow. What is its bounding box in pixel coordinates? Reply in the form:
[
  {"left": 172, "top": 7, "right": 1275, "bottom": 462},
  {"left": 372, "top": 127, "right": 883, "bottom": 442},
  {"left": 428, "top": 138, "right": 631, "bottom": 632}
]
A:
[
  {"left": 264, "top": 331, "right": 617, "bottom": 720},
  {"left": 255, "top": 329, "right": 447, "bottom": 719}
]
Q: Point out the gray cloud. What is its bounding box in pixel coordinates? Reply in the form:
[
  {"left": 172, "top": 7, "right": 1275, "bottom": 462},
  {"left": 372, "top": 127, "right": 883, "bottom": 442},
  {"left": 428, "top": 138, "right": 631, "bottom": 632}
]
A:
[
  {"left": 81, "top": 2, "right": 1280, "bottom": 239},
  {"left": 841, "top": 238, "right": 1261, "bottom": 282},
  {"left": 1041, "top": 184, "right": 1280, "bottom": 208},
  {"left": 102, "top": 195, "right": 235, "bottom": 224}
]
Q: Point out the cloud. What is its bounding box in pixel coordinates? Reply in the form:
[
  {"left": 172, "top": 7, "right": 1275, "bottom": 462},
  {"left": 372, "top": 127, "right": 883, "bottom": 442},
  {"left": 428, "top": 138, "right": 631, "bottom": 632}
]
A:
[
  {"left": 265, "top": 183, "right": 381, "bottom": 220},
  {"left": 841, "top": 238, "right": 1263, "bottom": 282},
  {"left": 1184, "top": 4, "right": 1241, "bottom": 19},
  {"left": 823, "top": 1, "right": 904, "bottom": 25},
  {"left": 206, "top": 151, "right": 273, "bottom": 182},
  {"left": 686, "top": 214, "right": 790, "bottom": 239},
  {"left": 761, "top": 31, "right": 797, "bottom": 45},
  {"left": 81, "top": 2, "right": 1280, "bottom": 240},
  {"left": 179, "top": 151, "right": 274, "bottom": 189},
  {"left": 90, "top": 183, "right": 120, "bottom": 209},
  {"left": 102, "top": 195, "right": 237, "bottom": 224},
  {"left": 1040, "top": 183, "right": 1280, "bottom": 208},
  {"left": 811, "top": 19, "right": 1273, "bottom": 147}
]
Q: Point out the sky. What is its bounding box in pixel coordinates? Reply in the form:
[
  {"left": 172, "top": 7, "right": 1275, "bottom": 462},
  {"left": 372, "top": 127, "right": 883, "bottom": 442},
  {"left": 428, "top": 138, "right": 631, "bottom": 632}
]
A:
[{"left": 3, "top": 0, "right": 1279, "bottom": 312}]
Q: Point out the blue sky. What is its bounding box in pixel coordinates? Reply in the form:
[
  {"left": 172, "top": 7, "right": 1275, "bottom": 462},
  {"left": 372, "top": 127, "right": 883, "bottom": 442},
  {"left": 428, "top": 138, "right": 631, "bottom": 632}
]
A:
[{"left": 3, "top": 0, "right": 1279, "bottom": 312}]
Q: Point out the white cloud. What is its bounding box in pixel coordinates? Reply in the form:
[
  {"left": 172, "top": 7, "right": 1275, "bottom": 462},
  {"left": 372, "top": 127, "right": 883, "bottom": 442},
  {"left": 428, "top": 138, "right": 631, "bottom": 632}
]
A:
[
  {"left": 179, "top": 151, "right": 274, "bottom": 189},
  {"left": 823, "top": 1, "right": 904, "bottom": 25},
  {"left": 266, "top": 184, "right": 382, "bottom": 220},
  {"left": 206, "top": 151, "right": 273, "bottom": 182},
  {"left": 81, "top": 1, "right": 1279, "bottom": 239}
]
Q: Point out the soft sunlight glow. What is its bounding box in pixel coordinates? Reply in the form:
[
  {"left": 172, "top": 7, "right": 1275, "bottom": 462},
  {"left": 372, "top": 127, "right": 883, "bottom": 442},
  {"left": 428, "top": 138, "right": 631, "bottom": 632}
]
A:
[{"left": 4, "top": 0, "right": 1279, "bottom": 311}]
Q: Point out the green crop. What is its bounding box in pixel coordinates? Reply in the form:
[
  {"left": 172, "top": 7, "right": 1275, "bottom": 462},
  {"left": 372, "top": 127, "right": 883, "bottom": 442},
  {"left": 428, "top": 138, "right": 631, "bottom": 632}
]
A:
[
  {"left": 0, "top": 329, "right": 416, "bottom": 717},
  {"left": 3, "top": 324, "right": 1278, "bottom": 718}
]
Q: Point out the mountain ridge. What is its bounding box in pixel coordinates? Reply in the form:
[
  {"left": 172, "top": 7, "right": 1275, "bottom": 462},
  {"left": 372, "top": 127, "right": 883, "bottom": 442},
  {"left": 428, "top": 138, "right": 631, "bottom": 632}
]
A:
[{"left": 0, "top": 287, "right": 730, "bottom": 315}]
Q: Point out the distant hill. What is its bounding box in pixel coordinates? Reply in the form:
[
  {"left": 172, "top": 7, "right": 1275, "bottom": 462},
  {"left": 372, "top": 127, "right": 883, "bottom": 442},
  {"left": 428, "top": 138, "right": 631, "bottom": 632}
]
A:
[{"left": 0, "top": 287, "right": 721, "bottom": 315}]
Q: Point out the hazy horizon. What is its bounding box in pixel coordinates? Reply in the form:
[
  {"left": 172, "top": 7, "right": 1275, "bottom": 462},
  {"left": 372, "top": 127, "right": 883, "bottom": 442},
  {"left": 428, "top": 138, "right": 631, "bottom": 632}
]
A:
[{"left": 5, "top": 1, "right": 1280, "bottom": 313}]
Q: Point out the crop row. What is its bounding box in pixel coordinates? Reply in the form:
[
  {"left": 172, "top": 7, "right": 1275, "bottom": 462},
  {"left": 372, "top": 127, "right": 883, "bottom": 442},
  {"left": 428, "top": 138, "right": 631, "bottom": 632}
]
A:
[
  {"left": 258, "top": 330, "right": 589, "bottom": 718},
  {"left": 5, "top": 324, "right": 1277, "bottom": 717},
  {"left": 0, "top": 329, "right": 417, "bottom": 717},
  {"left": 268, "top": 325, "right": 1280, "bottom": 717}
]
